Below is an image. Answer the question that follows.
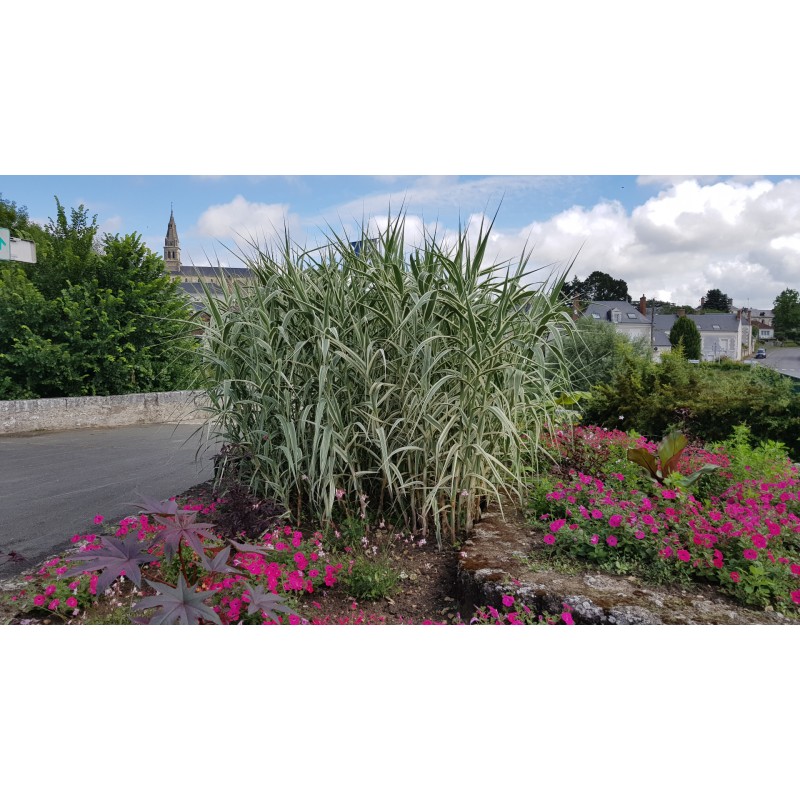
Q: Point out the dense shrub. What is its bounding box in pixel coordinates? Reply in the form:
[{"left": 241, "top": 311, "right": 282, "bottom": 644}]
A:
[{"left": 583, "top": 351, "right": 800, "bottom": 458}]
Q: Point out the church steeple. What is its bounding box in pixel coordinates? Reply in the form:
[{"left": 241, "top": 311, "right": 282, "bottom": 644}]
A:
[{"left": 164, "top": 206, "right": 181, "bottom": 273}]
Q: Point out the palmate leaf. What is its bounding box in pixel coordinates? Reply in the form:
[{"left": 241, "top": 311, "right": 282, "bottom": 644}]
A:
[
  {"left": 63, "top": 531, "right": 158, "bottom": 594},
  {"left": 128, "top": 494, "right": 179, "bottom": 518},
  {"left": 133, "top": 575, "right": 221, "bottom": 625},
  {"left": 241, "top": 581, "right": 297, "bottom": 623},
  {"left": 199, "top": 545, "right": 241, "bottom": 575},
  {"left": 150, "top": 511, "right": 220, "bottom": 560}
]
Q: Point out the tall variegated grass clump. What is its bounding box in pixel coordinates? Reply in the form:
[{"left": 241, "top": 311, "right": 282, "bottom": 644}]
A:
[{"left": 198, "top": 214, "right": 576, "bottom": 547}]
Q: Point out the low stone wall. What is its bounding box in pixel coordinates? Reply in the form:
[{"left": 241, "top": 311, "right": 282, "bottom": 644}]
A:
[{"left": 0, "top": 390, "right": 211, "bottom": 435}]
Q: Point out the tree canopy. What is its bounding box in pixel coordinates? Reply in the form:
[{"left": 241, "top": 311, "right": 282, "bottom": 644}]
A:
[
  {"left": 565, "top": 270, "right": 631, "bottom": 304},
  {"left": 702, "top": 288, "right": 732, "bottom": 312},
  {"left": 0, "top": 195, "right": 197, "bottom": 400},
  {"left": 773, "top": 288, "right": 800, "bottom": 341},
  {"left": 669, "top": 316, "right": 702, "bottom": 360}
]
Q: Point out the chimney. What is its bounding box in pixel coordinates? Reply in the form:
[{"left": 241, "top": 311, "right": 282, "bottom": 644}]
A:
[
  {"left": 638, "top": 295, "right": 647, "bottom": 316},
  {"left": 677, "top": 308, "right": 685, "bottom": 317}
]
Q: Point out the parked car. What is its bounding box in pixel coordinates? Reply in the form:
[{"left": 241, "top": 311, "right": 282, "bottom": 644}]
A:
[{"left": 755, "top": 348, "right": 767, "bottom": 359}]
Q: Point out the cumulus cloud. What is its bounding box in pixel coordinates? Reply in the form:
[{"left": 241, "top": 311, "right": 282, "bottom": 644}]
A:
[
  {"left": 195, "top": 195, "right": 302, "bottom": 243},
  {"left": 488, "top": 177, "right": 800, "bottom": 308}
]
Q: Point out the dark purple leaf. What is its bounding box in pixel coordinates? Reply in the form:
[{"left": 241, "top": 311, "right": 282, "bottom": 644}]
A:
[
  {"left": 133, "top": 575, "right": 221, "bottom": 625},
  {"left": 199, "top": 545, "right": 241, "bottom": 575},
  {"left": 63, "top": 532, "right": 158, "bottom": 593},
  {"left": 241, "top": 581, "right": 298, "bottom": 623},
  {"left": 150, "top": 510, "right": 220, "bottom": 560},
  {"left": 128, "top": 494, "right": 179, "bottom": 517}
]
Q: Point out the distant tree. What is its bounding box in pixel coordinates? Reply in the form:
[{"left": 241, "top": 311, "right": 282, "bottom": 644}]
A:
[
  {"left": 773, "top": 288, "right": 800, "bottom": 341},
  {"left": 646, "top": 299, "right": 695, "bottom": 315},
  {"left": 702, "top": 288, "right": 732, "bottom": 312},
  {"left": 669, "top": 316, "right": 702, "bottom": 360},
  {"left": 565, "top": 270, "right": 631, "bottom": 303}
]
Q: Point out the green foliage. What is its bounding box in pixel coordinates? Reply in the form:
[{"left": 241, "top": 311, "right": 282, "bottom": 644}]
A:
[
  {"left": 559, "top": 317, "right": 652, "bottom": 393},
  {"left": 564, "top": 270, "right": 630, "bottom": 303},
  {"left": 584, "top": 351, "right": 800, "bottom": 458},
  {"left": 199, "top": 214, "right": 575, "bottom": 545},
  {"left": 702, "top": 288, "right": 731, "bottom": 312},
  {"left": 713, "top": 425, "right": 791, "bottom": 485},
  {"left": 773, "top": 288, "right": 800, "bottom": 341},
  {"left": 0, "top": 196, "right": 198, "bottom": 400},
  {"left": 668, "top": 316, "right": 702, "bottom": 360},
  {"left": 343, "top": 555, "right": 399, "bottom": 601}
]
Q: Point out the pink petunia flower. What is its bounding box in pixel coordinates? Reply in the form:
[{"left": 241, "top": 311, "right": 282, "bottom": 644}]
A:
[
  {"left": 93, "top": 515, "right": 104, "bottom": 525},
  {"left": 543, "top": 534, "right": 556, "bottom": 545},
  {"left": 590, "top": 534, "right": 600, "bottom": 545},
  {"left": 730, "top": 571, "right": 741, "bottom": 583},
  {"left": 634, "top": 530, "right": 646, "bottom": 540},
  {"left": 550, "top": 519, "right": 566, "bottom": 533},
  {"left": 743, "top": 549, "right": 758, "bottom": 561},
  {"left": 677, "top": 549, "right": 691, "bottom": 562},
  {"left": 791, "top": 589, "right": 800, "bottom": 605},
  {"left": 501, "top": 595, "right": 514, "bottom": 607},
  {"left": 561, "top": 611, "right": 575, "bottom": 625},
  {"left": 66, "top": 596, "right": 78, "bottom": 608},
  {"left": 606, "top": 535, "right": 618, "bottom": 547},
  {"left": 661, "top": 489, "right": 677, "bottom": 500},
  {"left": 751, "top": 534, "right": 767, "bottom": 549},
  {"left": 33, "top": 595, "right": 45, "bottom": 606},
  {"left": 608, "top": 514, "right": 623, "bottom": 528}
]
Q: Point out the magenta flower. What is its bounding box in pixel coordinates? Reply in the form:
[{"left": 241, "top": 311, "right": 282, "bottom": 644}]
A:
[
  {"left": 590, "top": 509, "right": 603, "bottom": 520},
  {"left": 791, "top": 589, "right": 800, "bottom": 605},
  {"left": 93, "top": 515, "right": 104, "bottom": 525},
  {"left": 66, "top": 596, "right": 78, "bottom": 608},
  {"left": 634, "top": 530, "right": 645, "bottom": 540},
  {"left": 608, "top": 514, "right": 623, "bottom": 528},
  {"left": 730, "top": 571, "right": 741, "bottom": 583},
  {"left": 751, "top": 534, "right": 767, "bottom": 550},
  {"left": 677, "top": 549, "right": 691, "bottom": 562},
  {"left": 543, "top": 534, "right": 556, "bottom": 545},
  {"left": 561, "top": 611, "right": 575, "bottom": 625},
  {"left": 606, "top": 535, "right": 618, "bottom": 547},
  {"left": 550, "top": 519, "right": 566, "bottom": 533},
  {"left": 45, "top": 584, "right": 56, "bottom": 596},
  {"left": 48, "top": 599, "right": 60, "bottom": 610},
  {"left": 590, "top": 534, "right": 599, "bottom": 545},
  {"left": 501, "top": 595, "right": 514, "bottom": 607},
  {"left": 791, "top": 563, "right": 800, "bottom": 576},
  {"left": 33, "top": 595, "right": 45, "bottom": 606},
  {"left": 661, "top": 489, "right": 677, "bottom": 499},
  {"left": 743, "top": 549, "right": 758, "bottom": 561}
]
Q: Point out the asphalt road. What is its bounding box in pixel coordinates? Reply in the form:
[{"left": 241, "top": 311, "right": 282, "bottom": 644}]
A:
[
  {"left": 0, "top": 423, "right": 217, "bottom": 579},
  {"left": 751, "top": 345, "right": 800, "bottom": 377}
]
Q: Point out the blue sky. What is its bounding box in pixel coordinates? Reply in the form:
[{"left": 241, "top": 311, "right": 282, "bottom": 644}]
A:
[{"left": 3, "top": 174, "right": 799, "bottom": 309}]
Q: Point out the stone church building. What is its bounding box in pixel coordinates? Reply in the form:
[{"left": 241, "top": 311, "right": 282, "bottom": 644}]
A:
[{"left": 163, "top": 209, "right": 252, "bottom": 309}]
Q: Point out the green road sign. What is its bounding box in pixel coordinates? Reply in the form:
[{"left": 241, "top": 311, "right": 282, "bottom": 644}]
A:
[{"left": 0, "top": 228, "right": 9, "bottom": 261}]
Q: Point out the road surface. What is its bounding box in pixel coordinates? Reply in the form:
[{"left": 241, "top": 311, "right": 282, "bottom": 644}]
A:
[
  {"left": 752, "top": 345, "right": 800, "bottom": 378},
  {"left": 0, "top": 423, "right": 217, "bottom": 579}
]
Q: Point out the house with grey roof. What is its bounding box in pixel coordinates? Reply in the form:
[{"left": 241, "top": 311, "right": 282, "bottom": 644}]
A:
[
  {"left": 581, "top": 299, "right": 653, "bottom": 343},
  {"left": 653, "top": 310, "right": 752, "bottom": 361},
  {"left": 579, "top": 295, "right": 754, "bottom": 361}
]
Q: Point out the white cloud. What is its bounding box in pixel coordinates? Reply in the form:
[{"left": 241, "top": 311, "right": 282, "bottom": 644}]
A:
[
  {"left": 484, "top": 178, "right": 800, "bottom": 308},
  {"left": 195, "top": 195, "right": 301, "bottom": 243}
]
